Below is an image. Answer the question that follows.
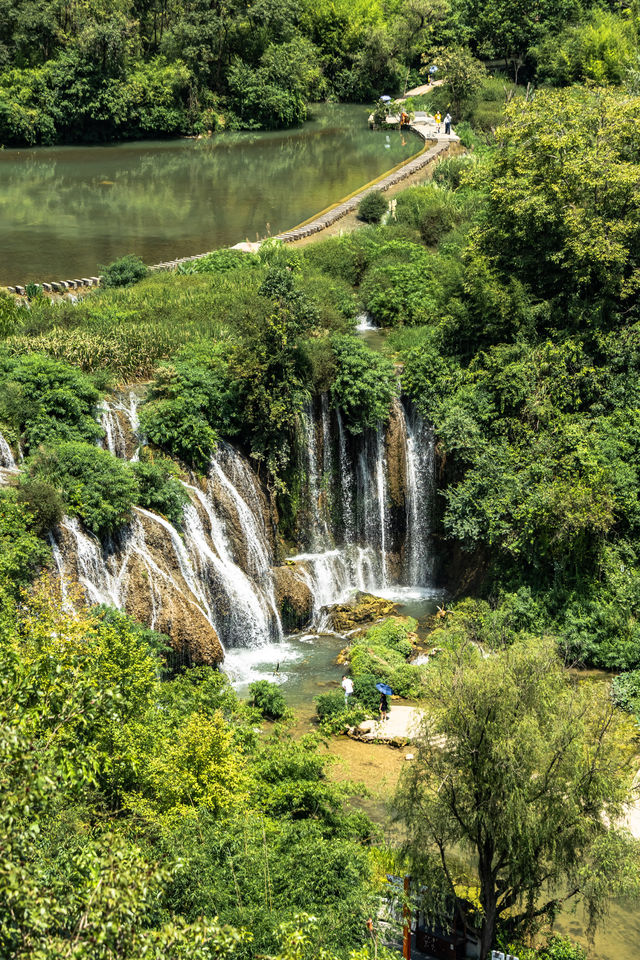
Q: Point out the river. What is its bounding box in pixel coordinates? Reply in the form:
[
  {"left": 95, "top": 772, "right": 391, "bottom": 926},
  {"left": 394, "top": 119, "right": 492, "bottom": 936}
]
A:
[{"left": 0, "top": 104, "right": 420, "bottom": 284}]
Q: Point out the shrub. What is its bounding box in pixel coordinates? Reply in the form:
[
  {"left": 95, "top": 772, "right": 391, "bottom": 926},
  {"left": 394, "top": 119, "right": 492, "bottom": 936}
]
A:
[
  {"left": 315, "top": 690, "right": 347, "bottom": 720},
  {"left": 177, "top": 249, "right": 260, "bottom": 276},
  {"left": 131, "top": 457, "right": 188, "bottom": 527},
  {"left": 100, "top": 255, "right": 149, "bottom": 288},
  {"left": 15, "top": 479, "right": 64, "bottom": 536},
  {"left": 25, "top": 282, "right": 41, "bottom": 299},
  {"left": 611, "top": 670, "right": 640, "bottom": 714},
  {"left": 249, "top": 680, "right": 290, "bottom": 720},
  {"left": 352, "top": 673, "right": 381, "bottom": 712},
  {"left": 358, "top": 191, "right": 388, "bottom": 224},
  {"left": 25, "top": 441, "right": 139, "bottom": 539},
  {"left": 432, "top": 155, "right": 475, "bottom": 191},
  {"left": 395, "top": 185, "right": 461, "bottom": 246},
  {"left": 0, "top": 490, "right": 50, "bottom": 597},
  {"left": 0, "top": 353, "right": 102, "bottom": 454},
  {"left": 139, "top": 397, "right": 217, "bottom": 473},
  {"left": 330, "top": 335, "right": 397, "bottom": 434}
]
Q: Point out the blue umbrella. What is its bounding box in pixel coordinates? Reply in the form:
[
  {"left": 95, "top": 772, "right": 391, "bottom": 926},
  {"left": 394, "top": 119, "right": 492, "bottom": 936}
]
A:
[
  {"left": 376, "top": 682, "right": 393, "bottom": 695},
  {"left": 379, "top": 95, "right": 392, "bottom": 102}
]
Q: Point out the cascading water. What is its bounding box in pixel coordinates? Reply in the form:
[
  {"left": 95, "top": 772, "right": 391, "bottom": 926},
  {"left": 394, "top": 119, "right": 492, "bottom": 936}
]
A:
[
  {"left": 336, "top": 409, "right": 355, "bottom": 544},
  {"left": 403, "top": 403, "right": 436, "bottom": 584},
  {"left": 100, "top": 393, "right": 141, "bottom": 460},
  {"left": 292, "top": 395, "right": 436, "bottom": 619},
  {"left": 0, "top": 430, "right": 16, "bottom": 469},
  {"left": 53, "top": 381, "right": 437, "bottom": 657}
]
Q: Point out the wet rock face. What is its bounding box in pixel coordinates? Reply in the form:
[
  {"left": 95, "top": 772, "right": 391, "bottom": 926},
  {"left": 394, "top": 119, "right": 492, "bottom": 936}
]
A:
[
  {"left": 52, "top": 508, "right": 224, "bottom": 667},
  {"left": 328, "top": 592, "right": 397, "bottom": 632},
  {"left": 272, "top": 564, "right": 314, "bottom": 631},
  {"left": 385, "top": 399, "right": 408, "bottom": 509},
  {"left": 123, "top": 544, "right": 223, "bottom": 666}
]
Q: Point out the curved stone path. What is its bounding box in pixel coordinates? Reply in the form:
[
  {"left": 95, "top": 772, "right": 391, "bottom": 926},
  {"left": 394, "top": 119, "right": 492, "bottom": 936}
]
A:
[
  {"left": 4, "top": 122, "right": 458, "bottom": 292},
  {"left": 274, "top": 124, "right": 458, "bottom": 243}
]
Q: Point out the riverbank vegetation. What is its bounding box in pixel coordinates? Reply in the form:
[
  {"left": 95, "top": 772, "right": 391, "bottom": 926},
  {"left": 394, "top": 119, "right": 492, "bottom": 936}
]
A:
[{"left": 1, "top": 0, "right": 639, "bottom": 144}]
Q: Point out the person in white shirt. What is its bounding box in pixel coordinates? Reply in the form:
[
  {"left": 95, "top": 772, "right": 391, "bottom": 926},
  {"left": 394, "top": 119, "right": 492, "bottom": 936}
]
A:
[{"left": 341, "top": 675, "right": 354, "bottom": 706}]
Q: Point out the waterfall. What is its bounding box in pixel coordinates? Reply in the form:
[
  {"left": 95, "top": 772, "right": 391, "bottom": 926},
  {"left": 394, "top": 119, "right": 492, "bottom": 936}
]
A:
[
  {"left": 374, "top": 425, "right": 389, "bottom": 587},
  {"left": 301, "top": 398, "right": 329, "bottom": 549},
  {"left": 403, "top": 403, "right": 435, "bottom": 584},
  {"left": 336, "top": 409, "right": 355, "bottom": 544},
  {"left": 100, "top": 393, "right": 141, "bottom": 460},
  {"left": 51, "top": 391, "right": 437, "bottom": 655},
  {"left": 0, "top": 430, "right": 16, "bottom": 469}
]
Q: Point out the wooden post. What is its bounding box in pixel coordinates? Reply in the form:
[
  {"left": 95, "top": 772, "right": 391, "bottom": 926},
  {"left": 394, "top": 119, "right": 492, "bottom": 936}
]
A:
[{"left": 403, "top": 875, "right": 411, "bottom": 960}]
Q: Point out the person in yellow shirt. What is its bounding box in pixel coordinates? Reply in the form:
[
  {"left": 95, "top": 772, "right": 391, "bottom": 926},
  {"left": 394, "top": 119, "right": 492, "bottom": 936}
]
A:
[{"left": 435, "top": 111, "right": 442, "bottom": 133}]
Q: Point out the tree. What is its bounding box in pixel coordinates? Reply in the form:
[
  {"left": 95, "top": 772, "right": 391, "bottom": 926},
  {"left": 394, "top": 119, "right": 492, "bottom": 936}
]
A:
[
  {"left": 395, "top": 638, "right": 640, "bottom": 958},
  {"left": 422, "top": 45, "right": 485, "bottom": 116},
  {"left": 478, "top": 86, "right": 640, "bottom": 323}
]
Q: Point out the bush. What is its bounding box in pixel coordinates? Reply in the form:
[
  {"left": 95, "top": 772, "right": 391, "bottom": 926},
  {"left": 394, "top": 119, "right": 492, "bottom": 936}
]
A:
[
  {"left": 177, "top": 249, "right": 260, "bottom": 276},
  {"left": 139, "top": 397, "right": 217, "bottom": 473},
  {"left": 25, "top": 282, "right": 41, "bottom": 299},
  {"left": 25, "top": 441, "right": 139, "bottom": 539},
  {"left": 352, "top": 673, "right": 381, "bottom": 712},
  {"left": 358, "top": 191, "right": 388, "bottom": 224},
  {"left": 0, "top": 353, "right": 102, "bottom": 454},
  {"left": 131, "top": 457, "right": 188, "bottom": 527},
  {"left": 315, "top": 691, "right": 347, "bottom": 720},
  {"left": 611, "top": 671, "right": 640, "bottom": 714},
  {"left": 395, "top": 185, "right": 461, "bottom": 246},
  {"left": 249, "top": 680, "right": 290, "bottom": 720},
  {"left": 330, "top": 335, "right": 397, "bottom": 434},
  {"left": 432, "top": 155, "right": 475, "bottom": 191},
  {"left": 15, "top": 479, "right": 64, "bottom": 536},
  {"left": 100, "top": 255, "right": 149, "bottom": 288}
]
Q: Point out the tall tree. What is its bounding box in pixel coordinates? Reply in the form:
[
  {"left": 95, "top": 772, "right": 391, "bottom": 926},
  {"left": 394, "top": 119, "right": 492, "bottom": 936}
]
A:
[{"left": 395, "top": 638, "right": 640, "bottom": 958}]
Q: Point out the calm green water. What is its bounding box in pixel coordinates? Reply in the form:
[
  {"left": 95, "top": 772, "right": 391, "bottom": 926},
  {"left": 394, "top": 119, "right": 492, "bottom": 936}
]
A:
[{"left": 0, "top": 104, "right": 420, "bottom": 284}]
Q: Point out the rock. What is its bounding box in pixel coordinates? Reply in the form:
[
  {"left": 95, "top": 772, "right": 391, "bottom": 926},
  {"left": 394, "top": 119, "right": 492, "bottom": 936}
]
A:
[
  {"left": 357, "top": 720, "right": 377, "bottom": 734},
  {"left": 272, "top": 564, "right": 313, "bottom": 630},
  {"left": 385, "top": 398, "right": 408, "bottom": 508},
  {"left": 328, "top": 593, "right": 396, "bottom": 632},
  {"left": 405, "top": 753, "right": 415, "bottom": 761}
]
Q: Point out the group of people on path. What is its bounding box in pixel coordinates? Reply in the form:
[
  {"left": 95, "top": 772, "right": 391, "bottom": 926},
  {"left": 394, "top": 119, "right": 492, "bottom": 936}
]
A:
[
  {"left": 434, "top": 111, "right": 452, "bottom": 135},
  {"left": 342, "top": 675, "right": 389, "bottom": 723}
]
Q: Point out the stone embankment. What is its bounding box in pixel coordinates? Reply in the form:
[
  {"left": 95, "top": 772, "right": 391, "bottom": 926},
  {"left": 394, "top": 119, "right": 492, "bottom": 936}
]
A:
[
  {"left": 274, "top": 121, "right": 458, "bottom": 243},
  {"left": 4, "top": 117, "right": 458, "bottom": 292}
]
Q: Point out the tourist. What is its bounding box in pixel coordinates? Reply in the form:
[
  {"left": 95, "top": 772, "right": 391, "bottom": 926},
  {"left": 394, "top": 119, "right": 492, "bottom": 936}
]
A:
[
  {"left": 435, "top": 111, "right": 442, "bottom": 133},
  {"left": 342, "top": 674, "right": 354, "bottom": 706},
  {"left": 379, "top": 691, "right": 389, "bottom": 722},
  {"left": 444, "top": 112, "right": 452, "bottom": 135}
]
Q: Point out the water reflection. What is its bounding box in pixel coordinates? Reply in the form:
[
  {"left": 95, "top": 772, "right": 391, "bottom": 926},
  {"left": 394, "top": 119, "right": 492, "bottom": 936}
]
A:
[{"left": 0, "top": 104, "right": 420, "bottom": 283}]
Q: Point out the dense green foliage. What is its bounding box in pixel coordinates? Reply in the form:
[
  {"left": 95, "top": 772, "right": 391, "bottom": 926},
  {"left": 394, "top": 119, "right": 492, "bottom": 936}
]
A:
[
  {"left": 101, "top": 254, "right": 149, "bottom": 288},
  {"left": 1, "top": 0, "right": 636, "bottom": 143},
  {"left": 131, "top": 455, "right": 189, "bottom": 526},
  {"left": 347, "top": 618, "right": 423, "bottom": 699},
  {"left": 248, "top": 679, "right": 290, "bottom": 720},
  {"left": 25, "top": 441, "right": 140, "bottom": 538},
  {"left": 0, "top": 352, "right": 102, "bottom": 454},
  {"left": 0, "top": 591, "right": 385, "bottom": 958}
]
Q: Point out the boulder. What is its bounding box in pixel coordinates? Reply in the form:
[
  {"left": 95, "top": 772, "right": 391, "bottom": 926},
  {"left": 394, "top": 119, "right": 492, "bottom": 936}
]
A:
[
  {"left": 328, "top": 592, "right": 396, "bottom": 632},
  {"left": 272, "top": 564, "right": 313, "bottom": 630}
]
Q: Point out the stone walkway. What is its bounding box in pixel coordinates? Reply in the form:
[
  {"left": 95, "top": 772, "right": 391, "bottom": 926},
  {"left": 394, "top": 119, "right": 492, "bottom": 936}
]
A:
[
  {"left": 274, "top": 122, "right": 457, "bottom": 243},
  {"left": 351, "top": 705, "right": 425, "bottom": 743}
]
